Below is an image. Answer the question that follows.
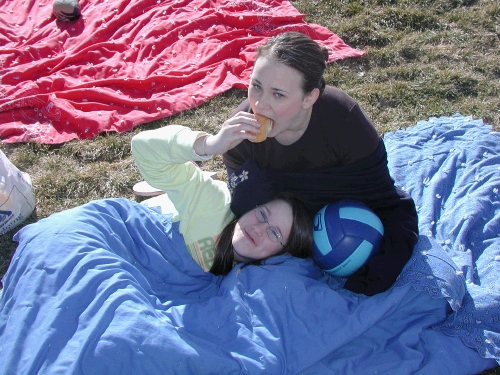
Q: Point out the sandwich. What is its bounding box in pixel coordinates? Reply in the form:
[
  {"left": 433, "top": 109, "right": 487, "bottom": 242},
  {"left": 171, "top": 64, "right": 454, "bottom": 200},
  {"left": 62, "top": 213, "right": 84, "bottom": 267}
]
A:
[{"left": 251, "top": 114, "right": 274, "bottom": 143}]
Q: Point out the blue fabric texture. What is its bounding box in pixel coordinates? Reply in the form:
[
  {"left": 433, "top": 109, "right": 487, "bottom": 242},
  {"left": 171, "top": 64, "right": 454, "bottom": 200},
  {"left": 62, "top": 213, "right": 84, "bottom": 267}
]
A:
[
  {"left": 385, "top": 114, "right": 500, "bottom": 362},
  {"left": 0, "top": 114, "right": 498, "bottom": 374}
]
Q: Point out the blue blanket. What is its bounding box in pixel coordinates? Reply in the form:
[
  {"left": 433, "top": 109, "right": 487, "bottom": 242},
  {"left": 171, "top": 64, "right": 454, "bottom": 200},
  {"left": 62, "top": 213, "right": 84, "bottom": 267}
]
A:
[{"left": 0, "top": 114, "right": 499, "bottom": 374}]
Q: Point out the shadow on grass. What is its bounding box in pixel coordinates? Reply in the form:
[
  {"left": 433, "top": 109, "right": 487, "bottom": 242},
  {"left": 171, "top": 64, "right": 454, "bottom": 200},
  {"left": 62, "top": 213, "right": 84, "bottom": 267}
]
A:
[{"left": 0, "top": 211, "right": 39, "bottom": 282}]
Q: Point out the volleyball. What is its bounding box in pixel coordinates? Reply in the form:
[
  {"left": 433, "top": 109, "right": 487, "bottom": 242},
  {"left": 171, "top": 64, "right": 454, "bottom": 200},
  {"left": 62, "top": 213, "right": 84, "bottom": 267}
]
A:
[{"left": 312, "top": 200, "right": 384, "bottom": 277}]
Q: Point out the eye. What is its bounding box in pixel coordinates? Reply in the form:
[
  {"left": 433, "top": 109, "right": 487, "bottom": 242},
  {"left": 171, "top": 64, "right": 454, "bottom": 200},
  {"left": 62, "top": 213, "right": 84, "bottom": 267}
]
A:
[
  {"left": 252, "top": 83, "right": 262, "bottom": 90},
  {"left": 274, "top": 92, "right": 284, "bottom": 98},
  {"left": 269, "top": 226, "right": 282, "bottom": 240},
  {"left": 256, "top": 207, "right": 268, "bottom": 222}
]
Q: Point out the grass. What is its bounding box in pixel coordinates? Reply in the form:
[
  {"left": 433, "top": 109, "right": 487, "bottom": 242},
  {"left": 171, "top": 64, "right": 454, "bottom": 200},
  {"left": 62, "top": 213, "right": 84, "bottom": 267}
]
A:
[{"left": 0, "top": 0, "right": 499, "bottom": 372}]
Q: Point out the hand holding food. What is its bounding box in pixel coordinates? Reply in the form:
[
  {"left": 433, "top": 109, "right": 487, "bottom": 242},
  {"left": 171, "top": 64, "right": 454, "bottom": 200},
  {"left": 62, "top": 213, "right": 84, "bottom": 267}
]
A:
[{"left": 194, "top": 112, "right": 264, "bottom": 156}]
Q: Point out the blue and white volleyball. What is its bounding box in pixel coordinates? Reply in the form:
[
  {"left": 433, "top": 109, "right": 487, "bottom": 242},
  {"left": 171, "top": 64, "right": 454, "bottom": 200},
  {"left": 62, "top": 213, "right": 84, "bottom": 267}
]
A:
[{"left": 312, "top": 200, "right": 384, "bottom": 277}]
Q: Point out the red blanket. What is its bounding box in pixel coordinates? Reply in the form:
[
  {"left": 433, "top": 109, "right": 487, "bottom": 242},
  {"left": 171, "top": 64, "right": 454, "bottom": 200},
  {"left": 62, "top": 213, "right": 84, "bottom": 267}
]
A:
[{"left": 0, "top": 0, "right": 364, "bottom": 144}]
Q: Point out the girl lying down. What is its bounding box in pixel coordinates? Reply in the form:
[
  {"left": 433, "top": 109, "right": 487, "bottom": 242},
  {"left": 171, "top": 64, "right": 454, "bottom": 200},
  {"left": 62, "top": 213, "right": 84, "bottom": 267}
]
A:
[
  {"left": 131, "top": 124, "right": 313, "bottom": 274},
  {"left": 0, "top": 115, "right": 498, "bottom": 374}
]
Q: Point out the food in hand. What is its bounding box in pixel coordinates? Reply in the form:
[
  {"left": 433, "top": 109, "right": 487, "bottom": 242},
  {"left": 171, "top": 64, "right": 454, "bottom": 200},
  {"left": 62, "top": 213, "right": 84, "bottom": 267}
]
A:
[{"left": 251, "top": 114, "right": 274, "bottom": 143}]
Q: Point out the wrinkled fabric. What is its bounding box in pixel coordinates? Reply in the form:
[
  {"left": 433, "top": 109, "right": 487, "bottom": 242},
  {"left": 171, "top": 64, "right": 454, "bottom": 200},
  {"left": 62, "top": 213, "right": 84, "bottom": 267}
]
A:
[
  {"left": 385, "top": 113, "right": 500, "bottom": 362},
  {"left": 0, "top": 197, "right": 497, "bottom": 375},
  {"left": 0, "top": 0, "right": 364, "bottom": 144},
  {"left": 0, "top": 114, "right": 499, "bottom": 374}
]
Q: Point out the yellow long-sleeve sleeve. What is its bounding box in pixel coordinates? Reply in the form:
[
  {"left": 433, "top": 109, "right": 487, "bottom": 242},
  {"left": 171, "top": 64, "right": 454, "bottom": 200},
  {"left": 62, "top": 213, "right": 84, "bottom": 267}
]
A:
[{"left": 131, "top": 125, "right": 234, "bottom": 270}]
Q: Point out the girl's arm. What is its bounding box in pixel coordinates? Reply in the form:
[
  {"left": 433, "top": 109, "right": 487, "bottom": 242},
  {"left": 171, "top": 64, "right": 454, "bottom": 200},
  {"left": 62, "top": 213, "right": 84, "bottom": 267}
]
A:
[{"left": 131, "top": 125, "right": 233, "bottom": 247}]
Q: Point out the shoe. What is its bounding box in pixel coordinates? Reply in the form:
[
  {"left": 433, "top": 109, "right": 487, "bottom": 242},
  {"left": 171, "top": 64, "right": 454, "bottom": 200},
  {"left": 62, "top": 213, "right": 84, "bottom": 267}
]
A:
[{"left": 132, "top": 180, "right": 164, "bottom": 197}]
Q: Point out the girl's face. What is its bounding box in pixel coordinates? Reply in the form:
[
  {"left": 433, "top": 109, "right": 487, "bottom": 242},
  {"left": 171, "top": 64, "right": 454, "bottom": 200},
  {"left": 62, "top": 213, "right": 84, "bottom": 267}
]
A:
[
  {"left": 232, "top": 199, "right": 293, "bottom": 262},
  {"left": 247, "top": 57, "right": 318, "bottom": 136}
]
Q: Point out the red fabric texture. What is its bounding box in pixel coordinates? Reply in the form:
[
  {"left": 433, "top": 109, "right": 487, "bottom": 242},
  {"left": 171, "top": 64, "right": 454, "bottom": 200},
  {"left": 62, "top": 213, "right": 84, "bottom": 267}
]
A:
[{"left": 0, "top": 0, "right": 364, "bottom": 144}]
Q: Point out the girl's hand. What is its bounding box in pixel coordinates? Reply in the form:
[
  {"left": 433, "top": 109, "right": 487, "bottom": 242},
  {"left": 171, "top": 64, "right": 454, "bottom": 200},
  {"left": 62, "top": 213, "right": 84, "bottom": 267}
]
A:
[{"left": 196, "top": 112, "right": 261, "bottom": 155}]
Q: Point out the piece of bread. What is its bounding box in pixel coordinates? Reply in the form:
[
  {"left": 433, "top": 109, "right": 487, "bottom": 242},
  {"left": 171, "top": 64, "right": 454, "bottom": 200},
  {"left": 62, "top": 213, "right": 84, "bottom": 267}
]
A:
[{"left": 251, "top": 114, "right": 274, "bottom": 143}]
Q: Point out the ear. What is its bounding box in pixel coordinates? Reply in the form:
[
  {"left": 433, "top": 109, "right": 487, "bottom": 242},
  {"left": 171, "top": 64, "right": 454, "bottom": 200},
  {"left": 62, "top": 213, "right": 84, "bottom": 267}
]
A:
[{"left": 302, "top": 88, "right": 320, "bottom": 110}]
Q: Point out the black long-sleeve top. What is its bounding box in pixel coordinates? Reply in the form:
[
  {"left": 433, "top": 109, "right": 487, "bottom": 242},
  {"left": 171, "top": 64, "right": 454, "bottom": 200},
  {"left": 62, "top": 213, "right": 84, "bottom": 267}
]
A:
[{"left": 224, "top": 86, "right": 418, "bottom": 295}]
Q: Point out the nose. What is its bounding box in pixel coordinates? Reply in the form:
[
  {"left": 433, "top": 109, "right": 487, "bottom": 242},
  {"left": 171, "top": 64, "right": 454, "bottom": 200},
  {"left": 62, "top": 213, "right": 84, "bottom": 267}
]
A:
[
  {"left": 254, "top": 92, "right": 271, "bottom": 111},
  {"left": 252, "top": 222, "right": 267, "bottom": 237}
]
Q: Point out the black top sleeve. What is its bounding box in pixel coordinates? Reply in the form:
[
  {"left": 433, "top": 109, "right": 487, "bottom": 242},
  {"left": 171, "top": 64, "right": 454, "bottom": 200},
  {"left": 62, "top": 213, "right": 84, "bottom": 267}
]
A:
[
  {"left": 343, "top": 189, "right": 419, "bottom": 295},
  {"left": 281, "top": 142, "right": 419, "bottom": 295}
]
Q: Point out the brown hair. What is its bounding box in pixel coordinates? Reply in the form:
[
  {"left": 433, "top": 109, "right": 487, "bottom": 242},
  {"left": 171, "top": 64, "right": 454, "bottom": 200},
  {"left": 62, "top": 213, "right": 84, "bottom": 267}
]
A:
[
  {"left": 209, "top": 191, "right": 313, "bottom": 276},
  {"left": 256, "top": 31, "right": 329, "bottom": 95}
]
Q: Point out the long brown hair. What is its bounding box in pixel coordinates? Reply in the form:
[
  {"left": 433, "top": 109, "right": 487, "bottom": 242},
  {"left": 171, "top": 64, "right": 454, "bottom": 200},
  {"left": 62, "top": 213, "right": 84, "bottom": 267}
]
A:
[{"left": 209, "top": 191, "right": 313, "bottom": 275}]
